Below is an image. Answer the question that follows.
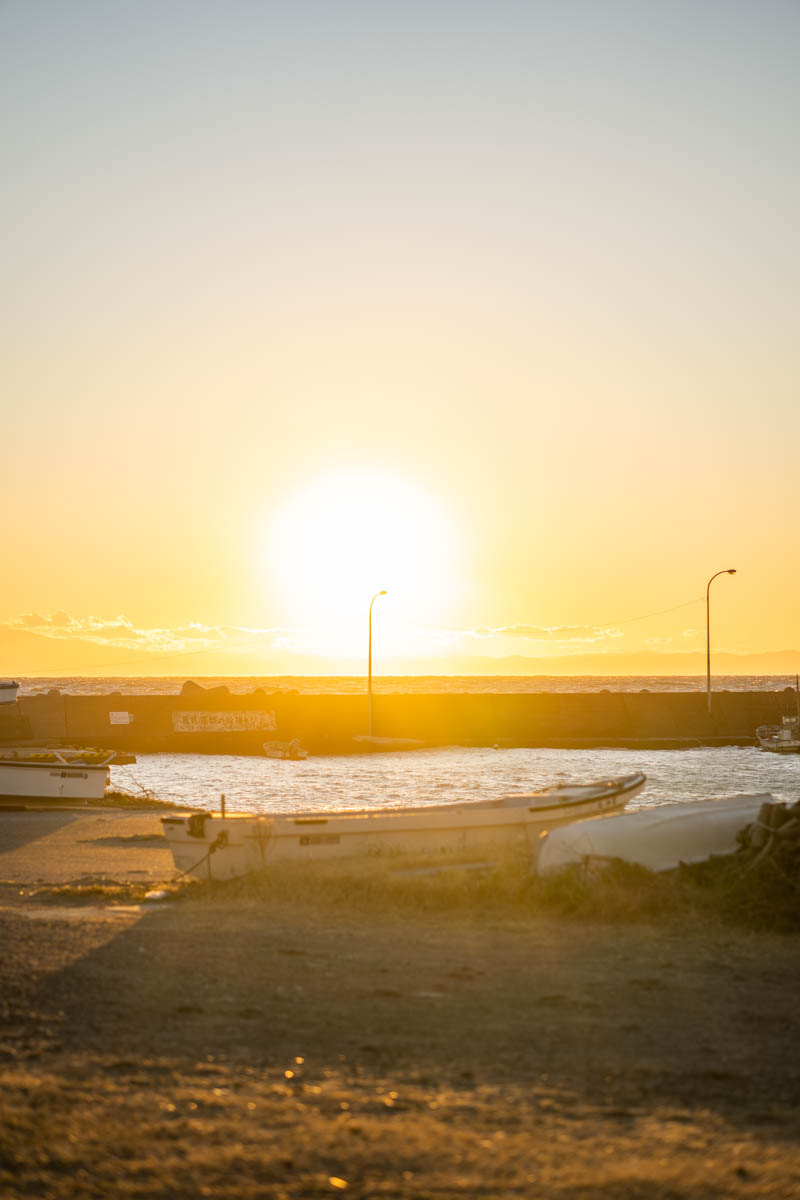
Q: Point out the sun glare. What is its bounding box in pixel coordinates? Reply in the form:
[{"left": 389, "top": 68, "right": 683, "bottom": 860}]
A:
[{"left": 264, "top": 469, "right": 461, "bottom": 658}]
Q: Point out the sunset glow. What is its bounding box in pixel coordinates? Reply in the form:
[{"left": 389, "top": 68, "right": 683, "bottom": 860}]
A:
[
  {"left": 264, "top": 470, "right": 462, "bottom": 658},
  {"left": 2, "top": 3, "right": 799, "bottom": 676}
]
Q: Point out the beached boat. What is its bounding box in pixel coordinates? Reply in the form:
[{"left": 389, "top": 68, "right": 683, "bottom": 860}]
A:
[
  {"left": 0, "top": 746, "right": 115, "bottom": 801},
  {"left": 536, "top": 793, "right": 771, "bottom": 876},
  {"left": 161, "top": 771, "right": 646, "bottom": 880}
]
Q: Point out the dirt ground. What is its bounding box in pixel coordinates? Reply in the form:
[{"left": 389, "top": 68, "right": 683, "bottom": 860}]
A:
[{"left": 2, "top": 868, "right": 800, "bottom": 1199}]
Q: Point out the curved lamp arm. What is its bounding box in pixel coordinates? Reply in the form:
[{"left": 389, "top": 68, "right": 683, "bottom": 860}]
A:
[{"left": 706, "top": 569, "right": 736, "bottom": 713}]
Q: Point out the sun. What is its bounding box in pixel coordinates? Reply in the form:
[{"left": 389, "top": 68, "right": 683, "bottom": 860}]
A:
[{"left": 264, "top": 468, "right": 461, "bottom": 658}]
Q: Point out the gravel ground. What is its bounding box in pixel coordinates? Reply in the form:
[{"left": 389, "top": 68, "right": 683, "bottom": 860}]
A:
[{"left": 1, "top": 875, "right": 800, "bottom": 1198}]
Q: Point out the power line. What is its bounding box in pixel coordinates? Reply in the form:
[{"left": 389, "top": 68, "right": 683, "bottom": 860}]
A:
[{"left": 598, "top": 595, "right": 704, "bottom": 629}]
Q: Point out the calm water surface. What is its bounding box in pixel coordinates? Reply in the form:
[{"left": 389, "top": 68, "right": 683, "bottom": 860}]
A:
[{"left": 110, "top": 746, "right": 800, "bottom": 815}]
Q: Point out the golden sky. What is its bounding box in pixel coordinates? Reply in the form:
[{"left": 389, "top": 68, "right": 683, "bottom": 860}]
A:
[{"left": 2, "top": 2, "right": 798, "bottom": 675}]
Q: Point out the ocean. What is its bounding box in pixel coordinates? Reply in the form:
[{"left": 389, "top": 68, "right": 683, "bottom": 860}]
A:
[
  {"left": 18, "top": 674, "right": 800, "bottom": 696},
  {"left": 16, "top": 675, "right": 799, "bottom": 816},
  {"left": 110, "top": 745, "right": 800, "bottom": 816}
]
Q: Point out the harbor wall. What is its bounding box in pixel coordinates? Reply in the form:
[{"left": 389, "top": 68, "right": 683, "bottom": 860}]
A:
[{"left": 10, "top": 685, "right": 800, "bottom": 754}]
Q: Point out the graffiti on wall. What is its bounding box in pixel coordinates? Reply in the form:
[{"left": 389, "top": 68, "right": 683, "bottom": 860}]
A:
[{"left": 171, "top": 710, "right": 277, "bottom": 733}]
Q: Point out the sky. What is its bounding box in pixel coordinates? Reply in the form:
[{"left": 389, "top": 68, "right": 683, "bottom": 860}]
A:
[{"left": 2, "top": 0, "right": 799, "bottom": 675}]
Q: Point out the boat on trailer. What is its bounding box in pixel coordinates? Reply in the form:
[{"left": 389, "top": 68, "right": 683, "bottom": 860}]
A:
[
  {"left": 0, "top": 746, "right": 115, "bottom": 801},
  {"left": 161, "top": 771, "right": 646, "bottom": 880}
]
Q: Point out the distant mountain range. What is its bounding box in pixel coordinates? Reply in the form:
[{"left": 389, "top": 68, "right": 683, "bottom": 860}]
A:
[{"left": 2, "top": 622, "right": 799, "bottom": 677}]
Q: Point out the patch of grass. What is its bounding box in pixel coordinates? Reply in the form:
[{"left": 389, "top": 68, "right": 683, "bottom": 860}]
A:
[
  {"left": 93, "top": 792, "right": 187, "bottom": 811},
  {"left": 178, "top": 846, "right": 800, "bottom": 933},
  {"left": 681, "top": 850, "right": 800, "bottom": 933},
  {"left": 181, "top": 849, "right": 534, "bottom": 919},
  {"left": 29, "top": 881, "right": 150, "bottom": 905}
]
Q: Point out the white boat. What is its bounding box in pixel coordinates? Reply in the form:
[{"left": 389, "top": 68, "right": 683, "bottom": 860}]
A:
[
  {"left": 756, "top": 717, "right": 800, "bottom": 754},
  {"left": 0, "top": 680, "right": 19, "bottom": 705},
  {"left": 352, "top": 735, "right": 426, "bottom": 751},
  {"left": 0, "top": 746, "right": 115, "bottom": 801},
  {"left": 161, "top": 772, "right": 646, "bottom": 880},
  {"left": 263, "top": 739, "right": 308, "bottom": 760},
  {"left": 757, "top": 678, "right": 800, "bottom": 753},
  {"left": 536, "top": 793, "right": 772, "bottom": 876}
]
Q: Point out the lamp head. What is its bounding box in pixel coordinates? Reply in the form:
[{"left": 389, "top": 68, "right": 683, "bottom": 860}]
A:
[
  {"left": 379, "top": 589, "right": 387, "bottom": 596},
  {"left": 727, "top": 569, "right": 736, "bottom": 575}
]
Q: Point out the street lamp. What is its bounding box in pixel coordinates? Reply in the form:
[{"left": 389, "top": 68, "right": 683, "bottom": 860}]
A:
[
  {"left": 368, "top": 590, "right": 387, "bottom": 736},
  {"left": 706, "top": 569, "right": 736, "bottom": 713}
]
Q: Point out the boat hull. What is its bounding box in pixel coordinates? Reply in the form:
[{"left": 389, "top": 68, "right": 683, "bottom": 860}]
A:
[
  {"left": 161, "top": 773, "right": 645, "bottom": 880},
  {"left": 0, "top": 760, "right": 110, "bottom": 801},
  {"left": 537, "top": 793, "right": 771, "bottom": 876}
]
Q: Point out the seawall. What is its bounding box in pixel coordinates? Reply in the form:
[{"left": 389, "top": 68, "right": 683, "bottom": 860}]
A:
[{"left": 6, "top": 684, "right": 799, "bottom": 754}]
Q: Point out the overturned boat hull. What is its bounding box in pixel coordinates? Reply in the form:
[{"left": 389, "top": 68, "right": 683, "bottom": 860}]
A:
[
  {"left": 536, "top": 793, "right": 772, "bottom": 876},
  {"left": 162, "top": 772, "right": 646, "bottom": 880}
]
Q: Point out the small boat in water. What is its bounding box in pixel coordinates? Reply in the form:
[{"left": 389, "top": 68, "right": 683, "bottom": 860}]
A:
[
  {"left": 756, "top": 717, "right": 800, "bottom": 754},
  {"left": 0, "top": 746, "right": 115, "bottom": 801},
  {"left": 161, "top": 771, "right": 646, "bottom": 880},
  {"left": 757, "top": 677, "right": 800, "bottom": 753},
  {"left": 263, "top": 738, "right": 308, "bottom": 760},
  {"left": 536, "top": 793, "right": 772, "bottom": 876}
]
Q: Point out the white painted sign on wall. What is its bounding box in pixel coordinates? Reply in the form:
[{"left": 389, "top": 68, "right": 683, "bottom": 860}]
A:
[
  {"left": 109, "top": 711, "right": 134, "bottom": 725},
  {"left": 172, "top": 710, "right": 277, "bottom": 733}
]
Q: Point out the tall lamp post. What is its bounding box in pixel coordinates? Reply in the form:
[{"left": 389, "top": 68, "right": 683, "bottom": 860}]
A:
[
  {"left": 706, "top": 569, "right": 736, "bottom": 713},
  {"left": 368, "top": 590, "right": 387, "bottom": 736}
]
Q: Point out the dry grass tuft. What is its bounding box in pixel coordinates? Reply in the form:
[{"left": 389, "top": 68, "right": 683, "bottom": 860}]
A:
[
  {"left": 178, "top": 846, "right": 800, "bottom": 933},
  {"left": 94, "top": 791, "right": 185, "bottom": 810},
  {"left": 29, "top": 881, "right": 151, "bottom": 905}
]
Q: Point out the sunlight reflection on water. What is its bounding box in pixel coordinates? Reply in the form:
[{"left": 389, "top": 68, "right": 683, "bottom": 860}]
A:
[{"left": 110, "top": 745, "right": 800, "bottom": 814}]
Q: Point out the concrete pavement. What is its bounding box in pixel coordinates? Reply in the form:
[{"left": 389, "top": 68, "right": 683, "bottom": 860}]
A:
[{"left": 0, "top": 806, "right": 180, "bottom": 886}]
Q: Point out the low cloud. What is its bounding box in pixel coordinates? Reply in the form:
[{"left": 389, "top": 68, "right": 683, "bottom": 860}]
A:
[
  {"left": 7, "top": 612, "right": 291, "bottom": 657},
  {"left": 431, "top": 623, "right": 624, "bottom": 647},
  {"left": 8, "top": 610, "right": 626, "bottom": 665},
  {"left": 492, "top": 623, "right": 623, "bottom": 643}
]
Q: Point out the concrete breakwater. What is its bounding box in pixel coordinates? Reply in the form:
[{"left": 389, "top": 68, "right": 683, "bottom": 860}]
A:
[{"left": 4, "top": 682, "right": 799, "bottom": 755}]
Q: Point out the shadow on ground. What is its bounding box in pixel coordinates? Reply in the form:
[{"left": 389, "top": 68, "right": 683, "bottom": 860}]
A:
[{"left": 24, "top": 899, "right": 800, "bottom": 1122}]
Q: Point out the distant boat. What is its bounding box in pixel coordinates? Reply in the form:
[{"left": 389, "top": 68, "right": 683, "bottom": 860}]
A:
[
  {"left": 756, "top": 675, "right": 800, "bottom": 753},
  {"left": 263, "top": 738, "right": 308, "bottom": 761},
  {"left": 537, "top": 794, "right": 771, "bottom": 876},
  {"left": 161, "top": 771, "right": 646, "bottom": 880},
  {"left": 756, "top": 718, "right": 800, "bottom": 754},
  {"left": 0, "top": 746, "right": 115, "bottom": 801},
  {"left": 352, "top": 734, "right": 425, "bottom": 752}
]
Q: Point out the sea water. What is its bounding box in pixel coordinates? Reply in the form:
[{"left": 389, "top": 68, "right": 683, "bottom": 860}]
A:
[
  {"left": 19, "top": 674, "right": 800, "bottom": 695},
  {"left": 110, "top": 745, "right": 800, "bottom": 815}
]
